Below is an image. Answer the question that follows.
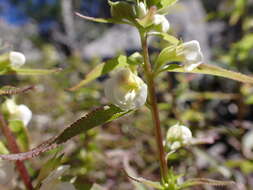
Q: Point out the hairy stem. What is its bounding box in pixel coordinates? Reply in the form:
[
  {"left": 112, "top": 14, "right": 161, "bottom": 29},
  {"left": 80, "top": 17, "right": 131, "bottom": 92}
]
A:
[
  {"left": 0, "top": 114, "right": 34, "bottom": 190},
  {"left": 140, "top": 31, "right": 169, "bottom": 182}
]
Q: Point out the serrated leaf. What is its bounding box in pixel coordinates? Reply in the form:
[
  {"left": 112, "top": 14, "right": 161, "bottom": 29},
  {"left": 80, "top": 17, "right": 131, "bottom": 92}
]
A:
[
  {"left": 161, "top": 63, "right": 253, "bottom": 84},
  {"left": 182, "top": 178, "right": 236, "bottom": 188},
  {"left": 0, "top": 105, "right": 130, "bottom": 161},
  {"left": 11, "top": 68, "right": 61, "bottom": 75},
  {"left": 68, "top": 55, "right": 128, "bottom": 91},
  {"left": 9, "top": 120, "right": 29, "bottom": 152},
  {"left": 0, "top": 85, "right": 34, "bottom": 96}
]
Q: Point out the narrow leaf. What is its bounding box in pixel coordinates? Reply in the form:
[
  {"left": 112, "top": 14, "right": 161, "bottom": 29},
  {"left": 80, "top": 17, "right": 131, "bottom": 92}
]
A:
[
  {"left": 0, "top": 105, "right": 130, "bottom": 161},
  {"left": 162, "top": 63, "right": 253, "bottom": 84},
  {"left": 12, "top": 68, "right": 62, "bottom": 75},
  {"left": 182, "top": 178, "right": 236, "bottom": 188},
  {"left": 68, "top": 55, "right": 128, "bottom": 91},
  {"left": 75, "top": 12, "right": 116, "bottom": 24},
  {"left": 0, "top": 85, "right": 34, "bottom": 96}
]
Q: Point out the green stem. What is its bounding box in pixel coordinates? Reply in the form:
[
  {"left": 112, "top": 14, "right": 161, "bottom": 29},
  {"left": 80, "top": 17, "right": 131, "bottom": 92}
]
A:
[{"left": 139, "top": 31, "right": 169, "bottom": 182}]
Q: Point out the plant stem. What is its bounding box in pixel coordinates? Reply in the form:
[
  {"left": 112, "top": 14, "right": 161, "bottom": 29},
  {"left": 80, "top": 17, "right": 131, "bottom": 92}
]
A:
[
  {"left": 140, "top": 31, "right": 169, "bottom": 182},
  {"left": 0, "top": 114, "right": 34, "bottom": 190}
]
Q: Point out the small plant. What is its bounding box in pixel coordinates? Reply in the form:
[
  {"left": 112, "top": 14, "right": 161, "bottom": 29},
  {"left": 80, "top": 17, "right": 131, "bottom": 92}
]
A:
[{"left": 1, "top": 0, "right": 253, "bottom": 189}]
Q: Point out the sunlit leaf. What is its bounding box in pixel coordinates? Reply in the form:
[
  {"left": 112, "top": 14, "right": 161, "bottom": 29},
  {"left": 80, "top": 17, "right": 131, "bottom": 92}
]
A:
[
  {"left": 0, "top": 105, "right": 130, "bottom": 161},
  {"left": 161, "top": 63, "right": 253, "bottom": 84},
  {"left": 68, "top": 55, "right": 128, "bottom": 91},
  {"left": 150, "top": 32, "right": 179, "bottom": 45},
  {"left": 12, "top": 68, "right": 62, "bottom": 75},
  {"left": 75, "top": 12, "right": 116, "bottom": 24},
  {"left": 0, "top": 141, "right": 9, "bottom": 154}
]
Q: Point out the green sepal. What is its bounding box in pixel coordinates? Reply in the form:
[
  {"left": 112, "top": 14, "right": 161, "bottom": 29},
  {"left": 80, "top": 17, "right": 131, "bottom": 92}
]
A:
[
  {"left": 108, "top": 0, "right": 136, "bottom": 22},
  {"left": 9, "top": 120, "right": 30, "bottom": 152}
]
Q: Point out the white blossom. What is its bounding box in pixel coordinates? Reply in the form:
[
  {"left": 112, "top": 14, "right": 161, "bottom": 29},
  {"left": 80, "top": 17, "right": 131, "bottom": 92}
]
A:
[
  {"left": 9, "top": 51, "right": 26, "bottom": 68},
  {"left": 104, "top": 68, "right": 147, "bottom": 111},
  {"left": 40, "top": 165, "right": 76, "bottom": 190},
  {"left": 180, "top": 40, "right": 203, "bottom": 71},
  {"left": 166, "top": 123, "right": 192, "bottom": 150},
  {"left": 153, "top": 14, "right": 170, "bottom": 33},
  {"left": 136, "top": 2, "right": 147, "bottom": 18},
  {"left": 0, "top": 160, "right": 15, "bottom": 185},
  {"left": 2, "top": 99, "right": 32, "bottom": 126}
]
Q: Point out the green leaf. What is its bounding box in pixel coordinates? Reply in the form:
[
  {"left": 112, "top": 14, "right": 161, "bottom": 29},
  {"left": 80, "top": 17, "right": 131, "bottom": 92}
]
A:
[
  {"left": 12, "top": 68, "right": 61, "bottom": 75},
  {"left": 150, "top": 32, "right": 179, "bottom": 45},
  {"left": 0, "top": 105, "right": 130, "bottom": 161},
  {"left": 68, "top": 55, "right": 128, "bottom": 91},
  {"left": 90, "top": 184, "right": 106, "bottom": 190},
  {"left": 154, "top": 45, "right": 178, "bottom": 70},
  {"left": 9, "top": 120, "right": 29, "bottom": 152},
  {"left": 35, "top": 153, "right": 64, "bottom": 188},
  {"left": 161, "top": 0, "right": 178, "bottom": 7},
  {"left": 157, "top": 0, "right": 178, "bottom": 14},
  {"left": 161, "top": 63, "right": 253, "bottom": 84},
  {"left": 0, "top": 141, "right": 9, "bottom": 154}
]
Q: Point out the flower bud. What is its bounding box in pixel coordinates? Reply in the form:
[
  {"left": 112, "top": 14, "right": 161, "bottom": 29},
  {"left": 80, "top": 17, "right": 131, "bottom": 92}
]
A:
[
  {"left": 136, "top": 2, "right": 147, "bottom": 18},
  {"left": 2, "top": 99, "right": 32, "bottom": 126},
  {"left": 104, "top": 68, "right": 147, "bottom": 111},
  {"left": 166, "top": 123, "right": 192, "bottom": 150},
  {"left": 0, "top": 160, "right": 15, "bottom": 185},
  {"left": 9, "top": 51, "right": 26, "bottom": 68},
  {"left": 153, "top": 14, "right": 170, "bottom": 33},
  {"left": 180, "top": 40, "right": 203, "bottom": 71}
]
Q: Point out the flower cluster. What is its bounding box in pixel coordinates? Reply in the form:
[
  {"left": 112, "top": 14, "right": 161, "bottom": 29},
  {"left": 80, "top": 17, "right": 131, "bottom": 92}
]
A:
[
  {"left": 2, "top": 99, "right": 32, "bottom": 126},
  {"left": 136, "top": 2, "right": 170, "bottom": 33},
  {"left": 104, "top": 68, "right": 147, "bottom": 111}
]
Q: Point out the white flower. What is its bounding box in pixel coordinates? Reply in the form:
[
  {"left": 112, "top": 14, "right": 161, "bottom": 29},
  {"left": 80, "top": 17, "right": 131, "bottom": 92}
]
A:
[
  {"left": 104, "top": 68, "right": 147, "bottom": 111},
  {"left": 0, "top": 160, "right": 15, "bottom": 185},
  {"left": 166, "top": 123, "right": 192, "bottom": 150},
  {"left": 2, "top": 99, "right": 32, "bottom": 126},
  {"left": 180, "top": 40, "right": 203, "bottom": 71},
  {"left": 153, "top": 14, "right": 170, "bottom": 33},
  {"left": 9, "top": 51, "right": 26, "bottom": 68},
  {"left": 136, "top": 2, "right": 147, "bottom": 18},
  {"left": 242, "top": 130, "right": 253, "bottom": 159},
  {"left": 40, "top": 165, "right": 76, "bottom": 190}
]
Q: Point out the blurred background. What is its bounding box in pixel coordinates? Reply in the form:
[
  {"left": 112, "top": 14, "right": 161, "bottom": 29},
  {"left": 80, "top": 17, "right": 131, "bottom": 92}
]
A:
[{"left": 1, "top": 0, "right": 253, "bottom": 189}]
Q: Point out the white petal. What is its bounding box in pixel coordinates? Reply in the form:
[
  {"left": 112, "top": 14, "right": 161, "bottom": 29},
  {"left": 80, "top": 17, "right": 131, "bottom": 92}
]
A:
[
  {"left": 153, "top": 14, "right": 170, "bottom": 32},
  {"left": 104, "top": 68, "right": 147, "bottom": 111},
  {"left": 9, "top": 51, "right": 26, "bottom": 68},
  {"left": 16, "top": 105, "right": 32, "bottom": 126}
]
